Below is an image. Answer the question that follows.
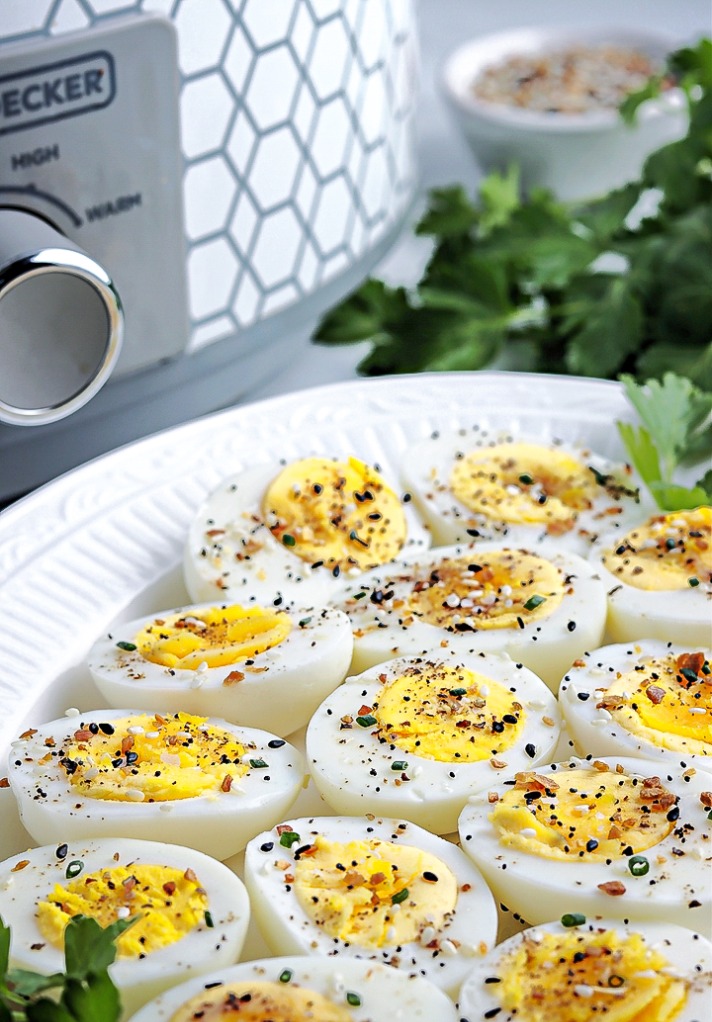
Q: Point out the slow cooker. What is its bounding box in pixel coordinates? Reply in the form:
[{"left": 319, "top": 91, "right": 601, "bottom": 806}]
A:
[{"left": 0, "top": 0, "right": 419, "bottom": 499}]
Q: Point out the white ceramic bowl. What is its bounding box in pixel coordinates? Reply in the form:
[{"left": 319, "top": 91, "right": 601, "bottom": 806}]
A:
[{"left": 441, "top": 25, "right": 687, "bottom": 201}]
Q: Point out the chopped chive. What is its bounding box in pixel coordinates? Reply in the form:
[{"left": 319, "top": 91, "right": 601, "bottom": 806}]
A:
[
  {"left": 249, "top": 758, "right": 268, "bottom": 769},
  {"left": 680, "top": 667, "right": 699, "bottom": 684},
  {"left": 523, "top": 594, "right": 546, "bottom": 612},
  {"left": 298, "top": 617, "right": 312, "bottom": 627},
  {"left": 561, "top": 912, "right": 586, "bottom": 927},
  {"left": 65, "top": 859, "right": 83, "bottom": 879},
  {"left": 688, "top": 577, "right": 700, "bottom": 587},
  {"left": 346, "top": 992, "right": 362, "bottom": 1007},
  {"left": 353, "top": 591, "right": 367, "bottom": 600},
  {"left": 391, "top": 760, "right": 408, "bottom": 772},
  {"left": 518, "top": 473, "right": 534, "bottom": 485},
  {"left": 282, "top": 534, "right": 296, "bottom": 547},
  {"left": 116, "top": 641, "right": 137, "bottom": 651},
  {"left": 280, "top": 831, "right": 301, "bottom": 848},
  {"left": 449, "top": 688, "right": 467, "bottom": 696},
  {"left": 279, "top": 968, "right": 293, "bottom": 983},
  {"left": 391, "top": 887, "right": 409, "bottom": 904},
  {"left": 356, "top": 714, "right": 377, "bottom": 727},
  {"left": 204, "top": 910, "right": 214, "bottom": 928},
  {"left": 628, "top": 855, "right": 649, "bottom": 877}
]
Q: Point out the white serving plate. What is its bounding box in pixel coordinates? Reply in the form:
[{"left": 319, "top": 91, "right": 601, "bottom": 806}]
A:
[{"left": 0, "top": 370, "right": 642, "bottom": 874}]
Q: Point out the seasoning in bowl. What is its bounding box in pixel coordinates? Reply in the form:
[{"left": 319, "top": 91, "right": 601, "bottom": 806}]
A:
[{"left": 472, "top": 44, "right": 668, "bottom": 114}]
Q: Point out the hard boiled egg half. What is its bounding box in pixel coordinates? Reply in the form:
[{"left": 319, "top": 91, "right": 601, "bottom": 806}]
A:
[
  {"left": 6, "top": 710, "right": 305, "bottom": 860},
  {"left": 591, "top": 506, "right": 711, "bottom": 645},
  {"left": 125, "top": 955, "right": 459, "bottom": 1022},
  {"left": 458, "top": 756, "right": 712, "bottom": 938},
  {"left": 0, "top": 837, "right": 249, "bottom": 1019},
  {"left": 184, "top": 456, "right": 430, "bottom": 608},
  {"left": 243, "top": 815, "right": 497, "bottom": 999},
  {"left": 458, "top": 918, "right": 712, "bottom": 1022},
  {"left": 399, "top": 431, "right": 646, "bottom": 553},
  {"left": 87, "top": 601, "right": 353, "bottom": 737},
  {"left": 334, "top": 542, "right": 607, "bottom": 689},
  {"left": 560, "top": 640, "right": 711, "bottom": 765},
  {"left": 306, "top": 651, "right": 561, "bottom": 834}
]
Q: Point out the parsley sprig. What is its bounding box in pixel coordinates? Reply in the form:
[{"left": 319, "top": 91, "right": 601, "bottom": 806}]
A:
[
  {"left": 0, "top": 915, "right": 132, "bottom": 1021},
  {"left": 314, "top": 39, "right": 712, "bottom": 388},
  {"left": 617, "top": 373, "right": 712, "bottom": 511}
]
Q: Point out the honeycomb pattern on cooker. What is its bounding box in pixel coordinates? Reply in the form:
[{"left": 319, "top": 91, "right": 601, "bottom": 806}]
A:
[{"left": 1, "top": 0, "right": 418, "bottom": 348}]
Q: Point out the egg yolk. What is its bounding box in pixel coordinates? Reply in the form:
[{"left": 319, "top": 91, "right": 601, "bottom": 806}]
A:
[
  {"left": 132, "top": 604, "right": 292, "bottom": 669},
  {"left": 263, "top": 456, "right": 407, "bottom": 572},
  {"left": 449, "top": 442, "right": 603, "bottom": 534},
  {"left": 490, "top": 767, "right": 676, "bottom": 860},
  {"left": 370, "top": 663, "right": 527, "bottom": 762},
  {"left": 602, "top": 506, "right": 711, "bottom": 591},
  {"left": 167, "top": 981, "right": 352, "bottom": 1021},
  {"left": 36, "top": 862, "right": 208, "bottom": 958},
  {"left": 292, "top": 835, "right": 457, "bottom": 948},
  {"left": 57, "top": 712, "right": 248, "bottom": 802},
  {"left": 598, "top": 651, "right": 711, "bottom": 756},
  {"left": 404, "top": 551, "right": 564, "bottom": 631},
  {"left": 495, "top": 928, "right": 687, "bottom": 1022}
]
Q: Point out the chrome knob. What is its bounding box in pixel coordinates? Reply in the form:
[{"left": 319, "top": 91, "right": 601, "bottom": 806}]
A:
[{"left": 0, "top": 207, "right": 123, "bottom": 426}]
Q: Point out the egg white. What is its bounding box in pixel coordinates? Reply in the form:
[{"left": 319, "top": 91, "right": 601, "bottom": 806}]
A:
[
  {"left": 243, "top": 814, "right": 497, "bottom": 999},
  {"left": 0, "top": 837, "right": 249, "bottom": 1020},
  {"left": 334, "top": 542, "right": 607, "bottom": 690},
  {"left": 457, "top": 755, "right": 712, "bottom": 938},
  {"left": 125, "top": 954, "right": 459, "bottom": 1022},
  {"left": 305, "top": 651, "right": 562, "bottom": 834},
  {"left": 87, "top": 602, "right": 353, "bottom": 737},
  {"left": 560, "top": 640, "right": 712, "bottom": 765},
  {"left": 184, "top": 461, "right": 431, "bottom": 608},
  {"left": 458, "top": 918, "right": 712, "bottom": 1022},
  {"left": 399, "top": 430, "right": 648, "bottom": 554},
  {"left": 6, "top": 710, "right": 306, "bottom": 860},
  {"left": 590, "top": 518, "right": 712, "bottom": 646}
]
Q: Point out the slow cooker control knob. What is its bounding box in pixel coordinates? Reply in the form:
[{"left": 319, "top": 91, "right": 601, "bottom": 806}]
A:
[{"left": 0, "top": 207, "right": 123, "bottom": 426}]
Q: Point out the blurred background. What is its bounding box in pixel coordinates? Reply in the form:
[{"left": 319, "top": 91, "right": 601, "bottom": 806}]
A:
[{"left": 0, "top": 0, "right": 709, "bottom": 499}]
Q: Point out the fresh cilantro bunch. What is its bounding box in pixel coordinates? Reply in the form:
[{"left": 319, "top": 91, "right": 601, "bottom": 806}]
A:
[
  {"left": 314, "top": 39, "right": 712, "bottom": 387},
  {"left": 0, "top": 915, "right": 131, "bottom": 1022}
]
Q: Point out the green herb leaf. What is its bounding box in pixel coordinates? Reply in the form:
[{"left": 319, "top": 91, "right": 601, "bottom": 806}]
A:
[
  {"left": 564, "top": 278, "right": 643, "bottom": 378},
  {"left": 0, "top": 919, "right": 9, "bottom": 980},
  {"left": 63, "top": 916, "right": 134, "bottom": 982},
  {"left": 476, "top": 164, "right": 521, "bottom": 234},
  {"left": 25, "top": 998, "right": 77, "bottom": 1022},
  {"left": 649, "top": 481, "right": 711, "bottom": 511},
  {"left": 4, "top": 970, "right": 65, "bottom": 999},
  {"left": 60, "top": 971, "right": 121, "bottom": 1022},
  {"left": 414, "top": 185, "right": 479, "bottom": 238},
  {"left": 619, "top": 74, "right": 669, "bottom": 125},
  {"left": 313, "top": 279, "right": 409, "bottom": 345},
  {"left": 617, "top": 373, "right": 712, "bottom": 509}
]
